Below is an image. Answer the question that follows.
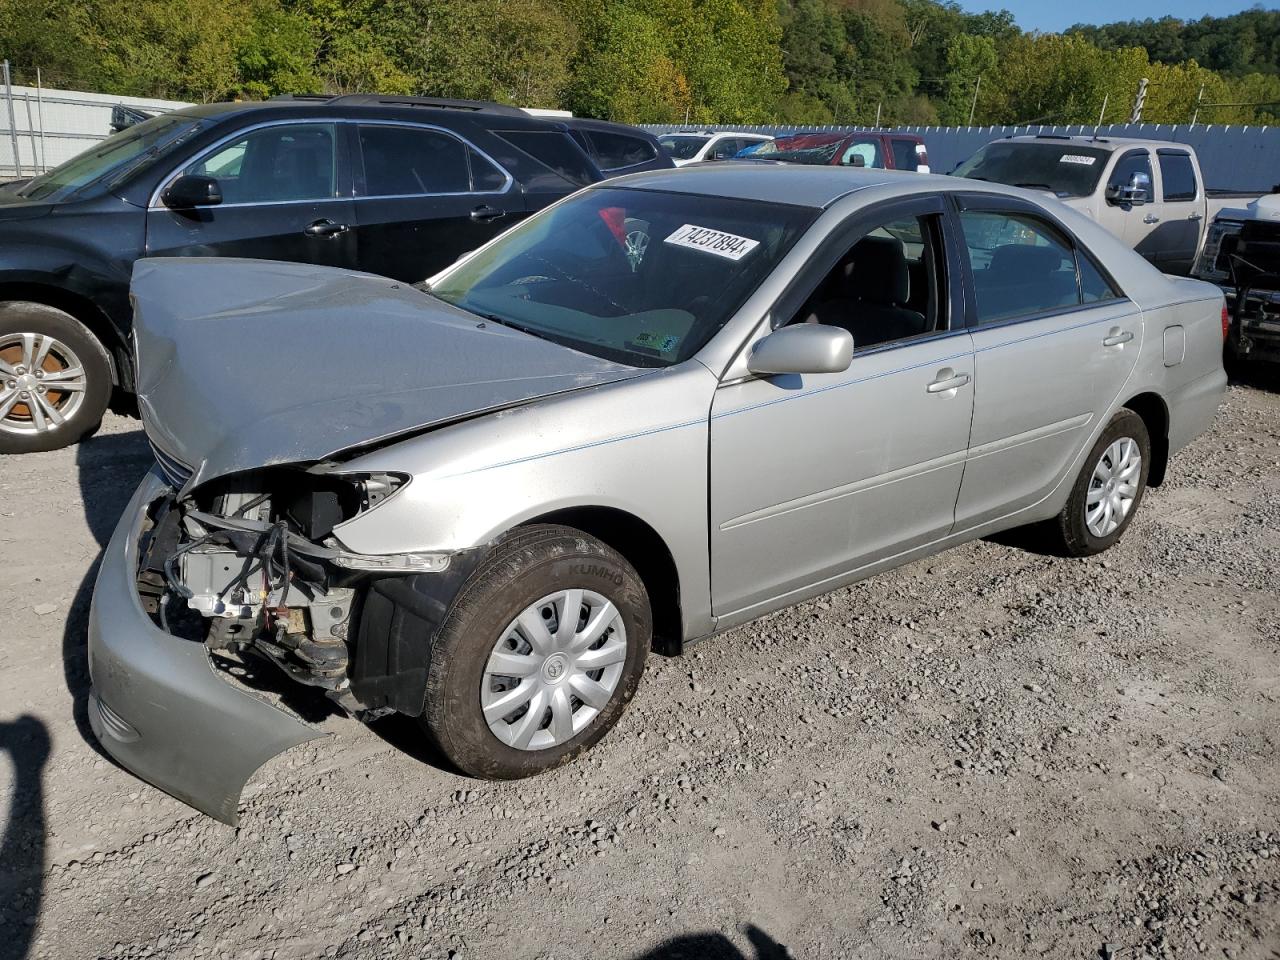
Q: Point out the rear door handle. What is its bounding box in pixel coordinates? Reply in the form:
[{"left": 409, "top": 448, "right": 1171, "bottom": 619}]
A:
[
  {"left": 304, "top": 219, "right": 349, "bottom": 238},
  {"left": 1143, "top": 214, "right": 1160, "bottom": 224},
  {"left": 926, "top": 369, "right": 971, "bottom": 394},
  {"left": 1103, "top": 328, "right": 1134, "bottom": 347},
  {"left": 471, "top": 204, "right": 506, "bottom": 223}
]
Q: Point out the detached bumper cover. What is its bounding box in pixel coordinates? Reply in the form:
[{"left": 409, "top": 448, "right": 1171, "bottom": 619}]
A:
[{"left": 87, "top": 470, "right": 323, "bottom": 825}]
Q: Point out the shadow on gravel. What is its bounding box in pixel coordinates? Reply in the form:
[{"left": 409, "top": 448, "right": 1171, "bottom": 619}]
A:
[
  {"left": 62, "top": 429, "right": 152, "bottom": 753},
  {"left": 0, "top": 715, "right": 51, "bottom": 960},
  {"left": 630, "top": 925, "right": 792, "bottom": 960},
  {"left": 1227, "top": 358, "right": 1280, "bottom": 392}
]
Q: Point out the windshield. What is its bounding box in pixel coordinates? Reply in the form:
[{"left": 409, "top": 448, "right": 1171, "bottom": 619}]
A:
[
  {"left": 16, "top": 113, "right": 209, "bottom": 201},
  {"left": 954, "top": 142, "right": 1109, "bottom": 198},
  {"left": 657, "top": 135, "right": 708, "bottom": 160},
  {"left": 431, "top": 187, "right": 816, "bottom": 367},
  {"left": 750, "top": 135, "right": 884, "bottom": 168}
]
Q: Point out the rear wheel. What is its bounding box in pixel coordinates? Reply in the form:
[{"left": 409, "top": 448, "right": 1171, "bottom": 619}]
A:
[
  {"left": 420, "top": 525, "right": 651, "bottom": 779},
  {"left": 0, "top": 302, "right": 112, "bottom": 454},
  {"left": 1044, "top": 409, "right": 1150, "bottom": 557}
]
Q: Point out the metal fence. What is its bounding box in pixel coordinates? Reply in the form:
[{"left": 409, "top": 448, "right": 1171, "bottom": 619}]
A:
[
  {"left": 645, "top": 123, "right": 1280, "bottom": 194},
  {"left": 0, "top": 63, "right": 190, "bottom": 178}
]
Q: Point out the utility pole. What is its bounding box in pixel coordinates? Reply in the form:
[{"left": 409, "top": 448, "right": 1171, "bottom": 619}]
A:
[
  {"left": 968, "top": 74, "right": 982, "bottom": 125},
  {"left": 1129, "top": 77, "right": 1149, "bottom": 124},
  {"left": 1191, "top": 83, "right": 1206, "bottom": 125}
]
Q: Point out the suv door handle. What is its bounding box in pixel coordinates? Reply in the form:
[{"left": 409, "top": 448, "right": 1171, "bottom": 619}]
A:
[
  {"left": 1102, "top": 328, "right": 1134, "bottom": 347},
  {"left": 304, "top": 219, "right": 349, "bottom": 238},
  {"left": 926, "top": 369, "right": 971, "bottom": 394},
  {"left": 471, "top": 204, "right": 506, "bottom": 223},
  {"left": 1143, "top": 214, "right": 1160, "bottom": 224}
]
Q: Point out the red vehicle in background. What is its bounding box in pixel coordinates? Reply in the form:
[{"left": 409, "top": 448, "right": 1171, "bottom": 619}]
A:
[{"left": 740, "top": 130, "right": 930, "bottom": 173}]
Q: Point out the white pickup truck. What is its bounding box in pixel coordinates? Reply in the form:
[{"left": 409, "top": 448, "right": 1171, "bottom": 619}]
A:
[{"left": 954, "top": 134, "right": 1263, "bottom": 276}]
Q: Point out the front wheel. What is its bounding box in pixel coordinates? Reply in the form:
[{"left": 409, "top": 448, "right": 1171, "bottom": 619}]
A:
[
  {"left": 0, "top": 302, "right": 112, "bottom": 454},
  {"left": 420, "top": 525, "right": 651, "bottom": 779},
  {"left": 1045, "top": 408, "right": 1151, "bottom": 557}
]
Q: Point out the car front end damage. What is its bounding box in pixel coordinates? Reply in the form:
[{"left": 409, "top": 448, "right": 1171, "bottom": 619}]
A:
[
  {"left": 1194, "top": 198, "right": 1280, "bottom": 364},
  {"left": 88, "top": 455, "right": 486, "bottom": 824}
]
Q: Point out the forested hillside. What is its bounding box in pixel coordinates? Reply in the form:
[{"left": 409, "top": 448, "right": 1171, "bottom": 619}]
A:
[{"left": 1, "top": 0, "right": 1277, "bottom": 126}]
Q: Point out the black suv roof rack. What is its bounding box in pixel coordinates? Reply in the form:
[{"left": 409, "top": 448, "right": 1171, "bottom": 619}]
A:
[{"left": 267, "top": 93, "right": 530, "bottom": 117}]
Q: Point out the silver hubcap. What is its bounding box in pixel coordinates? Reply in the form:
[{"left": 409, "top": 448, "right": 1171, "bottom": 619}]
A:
[
  {"left": 0, "top": 332, "right": 88, "bottom": 436},
  {"left": 481, "top": 589, "right": 627, "bottom": 751},
  {"left": 1086, "top": 437, "right": 1142, "bottom": 538}
]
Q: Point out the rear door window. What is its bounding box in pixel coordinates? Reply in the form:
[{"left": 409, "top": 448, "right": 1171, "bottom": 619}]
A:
[
  {"left": 1158, "top": 152, "right": 1197, "bottom": 201},
  {"left": 357, "top": 125, "right": 470, "bottom": 196},
  {"left": 891, "top": 139, "right": 919, "bottom": 171},
  {"left": 496, "top": 130, "right": 597, "bottom": 186},
  {"left": 959, "top": 210, "right": 1082, "bottom": 324}
]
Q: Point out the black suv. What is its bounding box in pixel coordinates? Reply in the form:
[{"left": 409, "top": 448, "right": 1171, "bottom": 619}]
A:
[{"left": 0, "top": 95, "right": 673, "bottom": 453}]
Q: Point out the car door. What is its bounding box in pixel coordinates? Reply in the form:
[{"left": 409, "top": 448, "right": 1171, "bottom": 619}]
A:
[
  {"left": 350, "top": 122, "right": 523, "bottom": 283},
  {"left": 1100, "top": 148, "right": 1161, "bottom": 262},
  {"left": 146, "top": 120, "right": 356, "bottom": 269},
  {"left": 710, "top": 197, "right": 974, "bottom": 620},
  {"left": 1153, "top": 149, "right": 1203, "bottom": 274},
  {"left": 951, "top": 196, "right": 1143, "bottom": 530}
]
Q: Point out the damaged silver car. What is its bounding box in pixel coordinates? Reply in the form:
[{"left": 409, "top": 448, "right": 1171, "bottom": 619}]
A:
[{"left": 89, "top": 165, "right": 1228, "bottom": 823}]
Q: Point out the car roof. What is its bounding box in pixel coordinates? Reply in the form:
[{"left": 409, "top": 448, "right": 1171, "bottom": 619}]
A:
[
  {"left": 172, "top": 96, "right": 560, "bottom": 131},
  {"left": 603, "top": 162, "right": 944, "bottom": 208},
  {"left": 1003, "top": 134, "right": 1178, "bottom": 151}
]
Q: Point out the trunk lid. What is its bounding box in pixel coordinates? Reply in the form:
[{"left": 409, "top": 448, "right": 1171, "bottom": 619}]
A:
[{"left": 131, "top": 258, "right": 648, "bottom": 488}]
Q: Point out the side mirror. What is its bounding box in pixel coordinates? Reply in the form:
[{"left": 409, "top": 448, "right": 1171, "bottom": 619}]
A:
[
  {"left": 162, "top": 174, "right": 222, "bottom": 209},
  {"left": 1106, "top": 171, "right": 1150, "bottom": 206},
  {"left": 841, "top": 153, "right": 866, "bottom": 168},
  {"left": 747, "top": 324, "right": 854, "bottom": 376}
]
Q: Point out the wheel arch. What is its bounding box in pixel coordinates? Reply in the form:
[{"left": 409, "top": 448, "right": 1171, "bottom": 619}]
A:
[
  {"left": 0, "top": 281, "right": 127, "bottom": 388},
  {"left": 520, "top": 505, "right": 685, "bottom": 655},
  {"left": 1121, "top": 391, "right": 1170, "bottom": 487}
]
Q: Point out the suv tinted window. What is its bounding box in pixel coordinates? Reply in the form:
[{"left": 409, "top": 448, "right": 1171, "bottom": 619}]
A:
[
  {"left": 588, "top": 130, "right": 657, "bottom": 170},
  {"left": 1158, "top": 152, "right": 1197, "bottom": 201},
  {"left": 187, "top": 123, "right": 335, "bottom": 204},
  {"left": 959, "top": 210, "right": 1080, "bottom": 324},
  {"left": 496, "top": 130, "right": 596, "bottom": 186},
  {"left": 358, "top": 125, "right": 470, "bottom": 196},
  {"left": 891, "top": 139, "right": 918, "bottom": 171}
]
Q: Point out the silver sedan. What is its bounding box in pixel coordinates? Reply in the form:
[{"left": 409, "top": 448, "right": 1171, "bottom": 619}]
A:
[{"left": 90, "top": 164, "right": 1228, "bottom": 822}]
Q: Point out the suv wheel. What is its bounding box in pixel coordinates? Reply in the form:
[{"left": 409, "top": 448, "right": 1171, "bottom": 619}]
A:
[
  {"left": 420, "top": 525, "right": 651, "bottom": 779},
  {"left": 0, "top": 302, "right": 112, "bottom": 454}
]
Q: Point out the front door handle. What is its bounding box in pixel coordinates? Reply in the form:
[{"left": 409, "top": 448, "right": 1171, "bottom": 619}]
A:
[
  {"left": 1103, "top": 328, "right": 1134, "bottom": 347},
  {"left": 926, "top": 369, "right": 971, "bottom": 394},
  {"left": 1188, "top": 212, "right": 1203, "bottom": 221},
  {"left": 304, "top": 218, "right": 349, "bottom": 238},
  {"left": 1143, "top": 214, "right": 1160, "bottom": 224},
  {"left": 471, "top": 204, "right": 506, "bottom": 223}
]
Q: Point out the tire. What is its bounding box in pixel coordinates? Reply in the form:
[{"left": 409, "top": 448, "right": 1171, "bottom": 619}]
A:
[
  {"left": 1045, "top": 408, "right": 1151, "bottom": 558},
  {"left": 420, "top": 524, "right": 651, "bottom": 779},
  {"left": 0, "top": 302, "right": 112, "bottom": 454}
]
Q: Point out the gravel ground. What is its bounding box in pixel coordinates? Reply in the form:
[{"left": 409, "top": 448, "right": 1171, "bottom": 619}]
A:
[{"left": 2, "top": 375, "right": 1279, "bottom": 960}]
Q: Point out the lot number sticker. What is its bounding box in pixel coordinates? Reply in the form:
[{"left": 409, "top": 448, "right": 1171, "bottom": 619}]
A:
[
  {"left": 664, "top": 224, "right": 760, "bottom": 261},
  {"left": 1059, "top": 154, "right": 1097, "bottom": 165}
]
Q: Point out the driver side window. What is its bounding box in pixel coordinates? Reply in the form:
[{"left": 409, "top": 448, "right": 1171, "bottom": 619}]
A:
[
  {"left": 1107, "top": 150, "right": 1152, "bottom": 198},
  {"left": 789, "top": 214, "right": 946, "bottom": 351}
]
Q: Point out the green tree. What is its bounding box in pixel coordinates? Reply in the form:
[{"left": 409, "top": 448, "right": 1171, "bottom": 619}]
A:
[{"left": 938, "top": 33, "right": 996, "bottom": 124}]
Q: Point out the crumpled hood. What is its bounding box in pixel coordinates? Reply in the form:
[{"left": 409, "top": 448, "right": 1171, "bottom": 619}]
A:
[{"left": 131, "top": 258, "right": 648, "bottom": 488}]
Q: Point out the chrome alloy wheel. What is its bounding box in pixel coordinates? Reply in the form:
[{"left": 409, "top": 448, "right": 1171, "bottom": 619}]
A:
[
  {"left": 0, "top": 332, "right": 89, "bottom": 436},
  {"left": 481, "top": 589, "right": 628, "bottom": 751},
  {"left": 1085, "top": 437, "right": 1142, "bottom": 538}
]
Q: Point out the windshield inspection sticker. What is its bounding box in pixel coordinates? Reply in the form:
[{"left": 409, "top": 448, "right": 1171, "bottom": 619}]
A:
[
  {"left": 631, "top": 332, "right": 680, "bottom": 353},
  {"left": 1059, "top": 154, "right": 1097, "bottom": 165},
  {"left": 664, "top": 224, "right": 760, "bottom": 261}
]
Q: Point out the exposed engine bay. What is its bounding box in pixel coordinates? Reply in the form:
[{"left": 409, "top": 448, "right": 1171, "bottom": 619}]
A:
[
  {"left": 1197, "top": 193, "right": 1280, "bottom": 363},
  {"left": 134, "top": 468, "right": 461, "bottom": 718}
]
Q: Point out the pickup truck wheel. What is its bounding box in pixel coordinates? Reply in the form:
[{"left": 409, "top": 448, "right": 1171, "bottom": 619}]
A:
[
  {"left": 420, "top": 525, "right": 651, "bottom": 779},
  {"left": 0, "top": 303, "right": 111, "bottom": 454},
  {"left": 1046, "top": 409, "right": 1151, "bottom": 558}
]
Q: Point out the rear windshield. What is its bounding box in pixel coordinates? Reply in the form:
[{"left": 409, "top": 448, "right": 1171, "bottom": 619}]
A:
[
  {"left": 954, "top": 142, "right": 1109, "bottom": 198},
  {"left": 657, "top": 135, "right": 708, "bottom": 160},
  {"left": 17, "top": 113, "right": 210, "bottom": 201},
  {"left": 430, "top": 187, "right": 816, "bottom": 367}
]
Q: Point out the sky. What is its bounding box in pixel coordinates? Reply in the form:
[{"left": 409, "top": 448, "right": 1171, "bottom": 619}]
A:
[{"left": 956, "top": 0, "right": 1271, "bottom": 32}]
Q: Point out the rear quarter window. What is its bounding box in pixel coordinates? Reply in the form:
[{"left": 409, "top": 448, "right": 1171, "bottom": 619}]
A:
[
  {"left": 496, "top": 130, "right": 597, "bottom": 186},
  {"left": 587, "top": 131, "right": 657, "bottom": 170},
  {"left": 890, "top": 139, "right": 919, "bottom": 171}
]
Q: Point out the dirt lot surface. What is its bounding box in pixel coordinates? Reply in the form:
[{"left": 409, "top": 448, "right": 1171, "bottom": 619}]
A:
[{"left": 2, "top": 379, "right": 1279, "bottom": 960}]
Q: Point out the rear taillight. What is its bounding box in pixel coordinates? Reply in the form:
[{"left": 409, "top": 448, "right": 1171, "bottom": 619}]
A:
[
  {"left": 1222, "top": 304, "right": 1230, "bottom": 341},
  {"left": 916, "top": 144, "right": 929, "bottom": 171}
]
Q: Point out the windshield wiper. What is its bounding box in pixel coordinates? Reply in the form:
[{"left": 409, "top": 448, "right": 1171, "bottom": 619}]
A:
[{"left": 1014, "top": 182, "right": 1053, "bottom": 191}]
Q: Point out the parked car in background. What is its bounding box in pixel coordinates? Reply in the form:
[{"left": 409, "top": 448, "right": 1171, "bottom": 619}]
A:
[
  {"left": 745, "top": 131, "right": 930, "bottom": 173},
  {"left": 92, "top": 165, "right": 1225, "bottom": 823},
  {"left": 0, "top": 94, "right": 649, "bottom": 454},
  {"left": 562, "top": 118, "right": 674, "bottom": 177},
  {"left": 655, "top": 130, "right": 774, "bottom": 165},
  {"left": 953, "top": 135, "right": 1263, "bottom": 276},
  {"left": 1193, "top": 191, "right": 1280, "bottom": 364}
]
